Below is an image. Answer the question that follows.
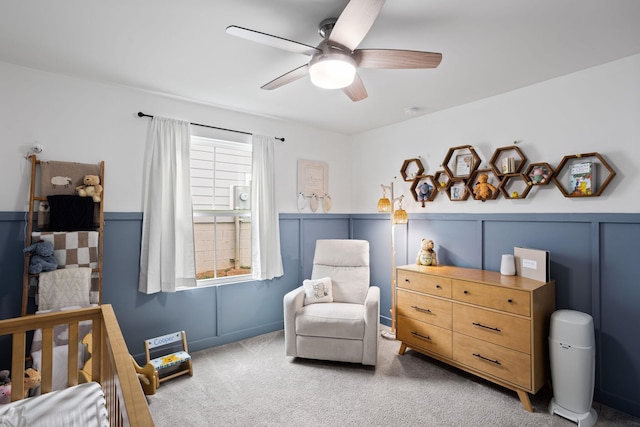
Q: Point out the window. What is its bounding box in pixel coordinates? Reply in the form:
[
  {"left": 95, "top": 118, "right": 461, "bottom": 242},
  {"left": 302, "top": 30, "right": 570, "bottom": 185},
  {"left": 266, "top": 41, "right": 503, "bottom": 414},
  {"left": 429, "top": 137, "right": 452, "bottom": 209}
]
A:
[{"left": 191, "top": 136, "right": 252, "bottom": 285}]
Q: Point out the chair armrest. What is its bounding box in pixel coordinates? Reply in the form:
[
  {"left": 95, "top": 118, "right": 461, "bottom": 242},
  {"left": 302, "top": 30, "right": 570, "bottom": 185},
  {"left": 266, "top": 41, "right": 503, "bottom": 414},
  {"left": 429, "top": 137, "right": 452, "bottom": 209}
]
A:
[
  {"left": 364, "top": 286, "right": 380, "bottom": 326},
  {"left": 362, "top": 286, "right": 380, "bottom": 366},
  {"left": 283, "top": 286, "right": 306, "bottom": 357}
]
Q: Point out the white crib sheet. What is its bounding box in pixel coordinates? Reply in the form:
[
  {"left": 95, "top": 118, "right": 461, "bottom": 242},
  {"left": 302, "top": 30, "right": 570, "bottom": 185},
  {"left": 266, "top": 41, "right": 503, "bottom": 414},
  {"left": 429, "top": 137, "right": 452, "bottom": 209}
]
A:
[{"left": 0, "top": 382, "right": 109, "bottom": 427}]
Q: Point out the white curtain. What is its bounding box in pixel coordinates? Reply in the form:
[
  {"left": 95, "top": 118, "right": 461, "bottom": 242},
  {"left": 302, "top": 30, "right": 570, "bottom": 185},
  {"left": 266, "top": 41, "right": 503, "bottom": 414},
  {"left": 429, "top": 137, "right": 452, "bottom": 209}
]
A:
[
  {"left": 139, "top": 116, "right": 196, "bottom": 294},
  {"left": 251, "top": 135, "right": 284, "bottom": 280}
]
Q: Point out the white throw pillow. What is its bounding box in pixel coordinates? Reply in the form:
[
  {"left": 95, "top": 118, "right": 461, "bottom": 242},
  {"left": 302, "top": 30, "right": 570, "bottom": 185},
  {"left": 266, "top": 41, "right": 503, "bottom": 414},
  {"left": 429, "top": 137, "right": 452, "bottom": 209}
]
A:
[{"left": 303, "top": 277, "right": 333, "bottom": 305}]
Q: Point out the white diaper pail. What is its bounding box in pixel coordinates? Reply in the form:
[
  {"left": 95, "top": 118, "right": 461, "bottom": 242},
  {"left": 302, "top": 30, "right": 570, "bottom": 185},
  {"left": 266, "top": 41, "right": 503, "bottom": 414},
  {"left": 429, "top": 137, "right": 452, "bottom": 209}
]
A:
[{"left": 548, "top": 309, "right": 597, "bottom": 427}]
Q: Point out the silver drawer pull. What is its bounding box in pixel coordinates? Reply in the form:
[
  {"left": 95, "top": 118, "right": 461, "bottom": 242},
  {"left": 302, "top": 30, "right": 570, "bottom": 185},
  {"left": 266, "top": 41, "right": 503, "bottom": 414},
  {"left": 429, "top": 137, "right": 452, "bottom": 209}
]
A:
[
  {"left": 411, "top": 331, "right": 431, "bottom": 341},
  {"left": 411, "top": 305, "right": 432, "bottom": 314},
  {"left": 472, "top": 322, "right": 502, "bottom": 332},
  {"left": 473, "top": 353, "right": 501, "bottom": 365}
]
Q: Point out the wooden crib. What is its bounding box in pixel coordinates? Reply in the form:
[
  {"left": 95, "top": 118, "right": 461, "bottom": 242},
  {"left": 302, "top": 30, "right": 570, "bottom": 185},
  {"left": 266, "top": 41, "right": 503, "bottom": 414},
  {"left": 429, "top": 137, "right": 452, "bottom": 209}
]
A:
[{"left": 0, "top": 304, "right": 154, "bottom": 427}]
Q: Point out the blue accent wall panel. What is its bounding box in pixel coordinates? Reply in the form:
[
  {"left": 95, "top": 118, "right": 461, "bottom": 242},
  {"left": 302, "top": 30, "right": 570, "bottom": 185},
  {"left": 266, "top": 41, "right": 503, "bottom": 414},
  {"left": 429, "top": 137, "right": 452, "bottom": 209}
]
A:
[
  {"left": 0, "top": 213, "right": 26, "bottom": 321},
  {"left": 279, "top": 218, "right": 302, "bottom": 287},
  {"left": 1, "top": 211, "right": 639, "bottom": 418},
  {"left": 599, "top": 222, "right": 640, "bottom": 416},
  {"left": 482, "top": 220, "right": 593, "bottom": 312},
  {"left": 409, "top": 217, "right": 481, "bottom": 268}
]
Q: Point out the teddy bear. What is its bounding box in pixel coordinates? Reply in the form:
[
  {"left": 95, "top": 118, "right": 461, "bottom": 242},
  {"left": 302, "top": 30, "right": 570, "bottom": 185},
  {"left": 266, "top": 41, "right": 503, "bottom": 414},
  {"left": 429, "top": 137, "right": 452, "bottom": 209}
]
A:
[
  {"left": 416, "top": 181, "right": 433, "bottom": 207},
  {"left": 416, "top": 238, "right": 437, "bottom": 266},
  {"left": 473, "top": 174, "right": 497, "bottom": 200},
  {"left": 23, "top": 368, "right": 41, "bottom": 397},
  {"left": 23, "top": 240, "right": 58, "bottom": 274},
  {"left": 76, "top": 174, "right": 103, "bottom": 202},
  {"left": 0, "top": 368, "right": 41, "bottom": 403}
]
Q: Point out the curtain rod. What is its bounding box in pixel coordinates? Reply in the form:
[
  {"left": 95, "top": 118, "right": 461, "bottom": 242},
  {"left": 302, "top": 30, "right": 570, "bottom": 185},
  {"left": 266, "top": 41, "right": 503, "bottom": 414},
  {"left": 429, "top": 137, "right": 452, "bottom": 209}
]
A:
[{"left": 137, "top": 112, "right": 285, "bottom": 142}]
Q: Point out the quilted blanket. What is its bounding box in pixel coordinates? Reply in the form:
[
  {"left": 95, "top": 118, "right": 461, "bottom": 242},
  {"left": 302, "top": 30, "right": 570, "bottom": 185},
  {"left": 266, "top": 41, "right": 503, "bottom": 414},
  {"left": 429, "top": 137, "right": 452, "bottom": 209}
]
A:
[{"left": 37, "top": 267, "right": 92, "bottom": 311}]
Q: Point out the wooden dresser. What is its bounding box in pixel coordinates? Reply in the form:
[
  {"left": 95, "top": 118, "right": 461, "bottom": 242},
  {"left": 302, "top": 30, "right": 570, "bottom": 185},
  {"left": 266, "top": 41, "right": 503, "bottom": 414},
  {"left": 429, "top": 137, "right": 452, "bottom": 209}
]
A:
[{"left": 395, "top": 264, "right": 555, "bottom": 412}]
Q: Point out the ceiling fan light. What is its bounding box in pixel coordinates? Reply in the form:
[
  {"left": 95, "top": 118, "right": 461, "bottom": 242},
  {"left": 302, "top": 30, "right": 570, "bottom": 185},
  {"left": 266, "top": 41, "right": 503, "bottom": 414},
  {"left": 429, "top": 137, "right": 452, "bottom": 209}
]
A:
[{"left": 309, "top": 52, "right": 356, "bottom": 89}]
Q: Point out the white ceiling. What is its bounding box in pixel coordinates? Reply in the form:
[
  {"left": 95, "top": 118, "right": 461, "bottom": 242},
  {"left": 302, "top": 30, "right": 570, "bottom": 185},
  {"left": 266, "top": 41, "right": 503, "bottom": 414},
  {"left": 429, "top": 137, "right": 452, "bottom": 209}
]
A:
[{"left": 2, "top": 0, "right": 640, "bottom": 135}]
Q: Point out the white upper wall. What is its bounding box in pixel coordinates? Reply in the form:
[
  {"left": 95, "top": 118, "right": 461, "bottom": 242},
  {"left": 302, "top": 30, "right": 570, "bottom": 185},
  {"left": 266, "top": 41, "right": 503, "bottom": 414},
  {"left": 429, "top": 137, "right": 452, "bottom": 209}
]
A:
[
  {"left": 350, "top": 54, "right": 640, "bottom": 213},
  {"left": 1, "top": 54, "right": 638, "bottom": 215},
  {"left": 0, "top": 62, "right": 351, "bottom": 213}
]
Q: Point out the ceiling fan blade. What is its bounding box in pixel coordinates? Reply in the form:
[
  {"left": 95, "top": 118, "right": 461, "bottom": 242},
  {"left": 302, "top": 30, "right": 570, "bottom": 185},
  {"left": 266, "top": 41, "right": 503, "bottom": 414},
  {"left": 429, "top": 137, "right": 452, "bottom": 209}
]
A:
[
  {"left": 261, "top": 64, "right": 309, "bottom": 90},
  {"left": 354, "top": 49, "right": 443, "bottom": 69},
  {"left": 328, "top": 0, "right": 386, "bottom": 51},
  {"left": 342, "top": 73, "right": 368, "bottom": 102},
  {"left": 226, "top": 25, "right": 320, "bottom": 56}
]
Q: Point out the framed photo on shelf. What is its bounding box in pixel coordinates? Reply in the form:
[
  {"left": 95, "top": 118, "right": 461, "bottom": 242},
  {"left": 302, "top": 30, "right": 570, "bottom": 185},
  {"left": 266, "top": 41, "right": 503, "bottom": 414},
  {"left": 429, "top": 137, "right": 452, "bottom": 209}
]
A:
[
  {"left": 451, "top": 182, "right": 466, "bottom": 200},
  {"left": 455, "top": 154, "right": 473, "bottom": 177}
]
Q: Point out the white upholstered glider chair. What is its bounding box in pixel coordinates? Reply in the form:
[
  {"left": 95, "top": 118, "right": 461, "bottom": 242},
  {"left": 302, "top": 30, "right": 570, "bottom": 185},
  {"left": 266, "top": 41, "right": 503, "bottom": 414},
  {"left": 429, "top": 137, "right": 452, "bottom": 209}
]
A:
[{"left": 283, "top": 239, "right": 380, "bottom": 366}]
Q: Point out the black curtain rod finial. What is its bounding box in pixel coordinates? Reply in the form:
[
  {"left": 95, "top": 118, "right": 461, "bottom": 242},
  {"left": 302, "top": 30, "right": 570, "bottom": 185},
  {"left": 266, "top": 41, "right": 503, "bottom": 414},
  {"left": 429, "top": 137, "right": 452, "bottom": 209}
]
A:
[{"left": 137, "top": 111, "right": 284, "bottom": 142}]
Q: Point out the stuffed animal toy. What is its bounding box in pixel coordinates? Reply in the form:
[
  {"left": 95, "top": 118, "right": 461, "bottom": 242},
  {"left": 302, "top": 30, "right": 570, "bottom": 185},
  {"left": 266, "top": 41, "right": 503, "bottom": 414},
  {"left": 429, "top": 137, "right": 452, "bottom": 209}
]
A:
[
  {"left": 23, "top": 368, "right": 41, "bottom": 397},
  {"left": 416, "top": 181, "right": 433, "bottom": 207},
  {"left": 529, "top": 167, "right": 549, "bottom": 184},
  {"left": 473, "top": 174, "right": 497, "bottom": 200},
  {"left": 23, "top": 240, "right": 58, "bottom": 274},
  {"left": 0, "top": 368, "right": 41, "bottom": 403},
  {"left": 416, "top": 238, "right": 437, "bottom": 266},
  {"left": 0, "top": 384, "right": 10, "bottom": 404},
  {"left": 76, "top": 174, "right": 103, "bottom": 203},
  {"left": 0, "top": 370, "right": 9, "bottom": 386}
]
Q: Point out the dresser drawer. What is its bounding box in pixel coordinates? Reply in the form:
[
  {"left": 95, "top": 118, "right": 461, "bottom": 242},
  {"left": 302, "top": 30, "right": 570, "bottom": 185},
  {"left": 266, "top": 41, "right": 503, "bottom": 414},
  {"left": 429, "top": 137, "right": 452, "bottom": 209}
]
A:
[
  {"left": 397, "top": 289, "right": 452, "bottom": 330},
  {"left": 398, "top": 270, "right": 452, "bottom": 298},
  {"left": 451, "top": 280, "right": 530, "bottom": 316},
  {"left": 453, "top": 333, "right": 531, "bottom": 390},
  {"left": 453, "top": 304, "right": 531, "bottom": 354},
  {"left": 397, "top": 315, "right": 452, "bottom": 358}
]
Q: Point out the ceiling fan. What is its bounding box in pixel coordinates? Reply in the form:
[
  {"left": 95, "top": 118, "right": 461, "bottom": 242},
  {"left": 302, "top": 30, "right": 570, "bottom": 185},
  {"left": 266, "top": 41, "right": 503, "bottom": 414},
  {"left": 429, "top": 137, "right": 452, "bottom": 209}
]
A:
[{"left": 226, "top": 0, "right": 442, "bottom": 102}]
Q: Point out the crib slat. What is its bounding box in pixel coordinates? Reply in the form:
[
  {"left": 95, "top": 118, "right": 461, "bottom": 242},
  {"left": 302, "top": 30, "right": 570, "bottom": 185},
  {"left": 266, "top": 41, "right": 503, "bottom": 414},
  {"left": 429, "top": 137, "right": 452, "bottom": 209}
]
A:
[
  {"left": 92, "top": 319, "right": 101, "bottom": 381},
  {"left": 41, "top": 326, "right": 54, "bottom": 393},
  {"left": 10, "top": 333, "right": 26, "bottom": 402},
  {"left": 68, "top": 321, "right": 80, "bottom": 387}
]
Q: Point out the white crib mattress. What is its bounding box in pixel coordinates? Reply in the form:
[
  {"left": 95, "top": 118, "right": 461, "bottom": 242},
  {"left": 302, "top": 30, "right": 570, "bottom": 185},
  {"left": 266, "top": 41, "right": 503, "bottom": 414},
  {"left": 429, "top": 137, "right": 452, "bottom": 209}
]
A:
[{"left": 0, "top": 382, "right": 109, "bottom": 427}]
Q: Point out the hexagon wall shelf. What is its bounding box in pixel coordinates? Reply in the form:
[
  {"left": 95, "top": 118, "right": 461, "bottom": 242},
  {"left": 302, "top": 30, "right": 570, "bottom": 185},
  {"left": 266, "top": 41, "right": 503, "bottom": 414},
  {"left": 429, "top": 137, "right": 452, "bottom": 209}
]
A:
[
  {"left": 400, "top": 158, "right": 424, "bottom": 182},
  {"left": 489, "top": 145, "right": 527, "bottom": 177},
  {"left": 525, "top": 162, "right": 554, "bottom": 186},
  {"left": 552, "top": 152, "right": 616, "bottom": 197},
  {"left": 410, "top": 175, "right": 437, "bottom": 207},
  {"left": 442, "top": 145, "right": 481, "bottom": 179},
  {"left": 447, "top": 179, "right": 471, "bottom": 201},
  {"left": 433, "top": 170, "right": 450, "bottom": 196},
  {"left": 499, "top": 173, "right": 533, "bottom": 199}
]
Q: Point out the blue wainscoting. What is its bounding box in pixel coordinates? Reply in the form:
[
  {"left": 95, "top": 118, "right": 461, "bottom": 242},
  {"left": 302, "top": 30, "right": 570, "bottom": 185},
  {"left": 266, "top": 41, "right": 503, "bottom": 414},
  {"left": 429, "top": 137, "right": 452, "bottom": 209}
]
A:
[{"left": 0, "top": 211, "right": 638, "bottom": 417}]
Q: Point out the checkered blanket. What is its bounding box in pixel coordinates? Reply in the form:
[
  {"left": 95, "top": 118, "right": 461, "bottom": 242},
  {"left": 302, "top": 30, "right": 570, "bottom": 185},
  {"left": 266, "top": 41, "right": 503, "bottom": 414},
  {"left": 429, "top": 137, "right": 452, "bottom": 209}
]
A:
[{"left": 32, "top": 231, "right": 100, "bottom": 304}]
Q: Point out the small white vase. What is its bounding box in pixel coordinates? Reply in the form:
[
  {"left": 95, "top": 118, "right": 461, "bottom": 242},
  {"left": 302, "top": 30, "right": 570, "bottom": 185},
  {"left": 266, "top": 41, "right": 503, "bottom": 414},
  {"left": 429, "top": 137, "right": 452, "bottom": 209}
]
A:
[{"left": 500, "top": 254, "right": 516, "bottom": 275}]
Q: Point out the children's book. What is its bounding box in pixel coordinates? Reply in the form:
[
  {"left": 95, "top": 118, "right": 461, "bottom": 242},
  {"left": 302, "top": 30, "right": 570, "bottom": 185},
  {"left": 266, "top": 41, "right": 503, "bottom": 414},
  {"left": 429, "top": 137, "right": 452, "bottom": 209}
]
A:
[{"left": 569, "top": 162, "right": 595, "bottom": 195}]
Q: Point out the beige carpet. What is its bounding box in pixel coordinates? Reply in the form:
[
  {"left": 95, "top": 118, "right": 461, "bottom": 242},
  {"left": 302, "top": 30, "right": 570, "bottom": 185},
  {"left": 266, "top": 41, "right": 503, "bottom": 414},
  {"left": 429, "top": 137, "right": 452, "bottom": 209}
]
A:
[{"left": 147, "top": 328, "right": 640, "bottom": 426}]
